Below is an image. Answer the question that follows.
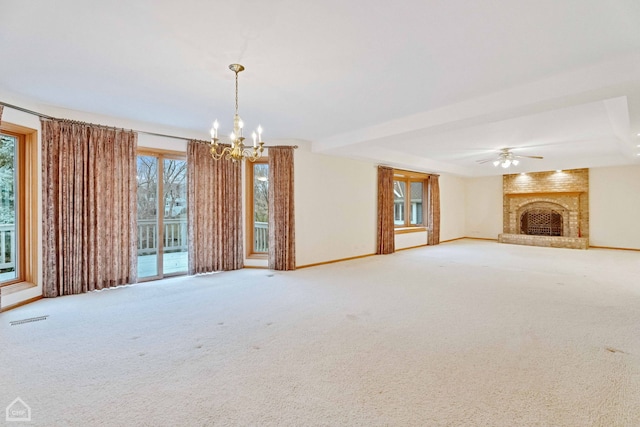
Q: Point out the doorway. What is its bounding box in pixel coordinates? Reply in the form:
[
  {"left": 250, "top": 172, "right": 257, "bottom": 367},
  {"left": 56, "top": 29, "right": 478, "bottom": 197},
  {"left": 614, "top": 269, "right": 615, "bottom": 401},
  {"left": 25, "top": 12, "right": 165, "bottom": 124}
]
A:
[{"left": 137, "top": 152, "right": 188, "bottom": 279}]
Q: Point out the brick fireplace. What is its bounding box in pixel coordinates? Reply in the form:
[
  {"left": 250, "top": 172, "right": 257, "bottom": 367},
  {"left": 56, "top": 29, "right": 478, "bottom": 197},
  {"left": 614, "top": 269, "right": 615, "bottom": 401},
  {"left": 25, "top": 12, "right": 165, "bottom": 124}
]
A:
[{"left": 498, "top": 169, "right": 589, "bottom": 249}]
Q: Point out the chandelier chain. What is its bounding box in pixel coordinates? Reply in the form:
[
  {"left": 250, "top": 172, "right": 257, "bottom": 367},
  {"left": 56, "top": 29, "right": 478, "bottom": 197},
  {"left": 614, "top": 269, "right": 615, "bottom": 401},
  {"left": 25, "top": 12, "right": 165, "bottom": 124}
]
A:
[{"left": 235, "top": 71, "right": 239, "bottom": 115}]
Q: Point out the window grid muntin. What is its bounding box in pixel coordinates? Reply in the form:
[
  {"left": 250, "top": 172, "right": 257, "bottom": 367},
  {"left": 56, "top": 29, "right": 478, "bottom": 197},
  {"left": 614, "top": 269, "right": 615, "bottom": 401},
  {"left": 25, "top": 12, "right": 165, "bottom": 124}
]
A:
[{"left": 394, "top": 178, "right": 424, "bottom": 227}]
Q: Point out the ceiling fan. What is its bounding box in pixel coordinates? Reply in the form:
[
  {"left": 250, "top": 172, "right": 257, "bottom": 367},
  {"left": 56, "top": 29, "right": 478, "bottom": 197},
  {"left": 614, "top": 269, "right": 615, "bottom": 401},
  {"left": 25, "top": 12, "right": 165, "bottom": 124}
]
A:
[{"left": 477, "top": 148, "right": 543, "bottom": 168}]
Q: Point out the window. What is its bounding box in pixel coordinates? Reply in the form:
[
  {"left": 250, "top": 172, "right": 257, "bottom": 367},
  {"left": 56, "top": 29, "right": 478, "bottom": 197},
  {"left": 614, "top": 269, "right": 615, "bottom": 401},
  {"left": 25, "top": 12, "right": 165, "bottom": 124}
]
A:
[
  {"left": 246, "top": 159, "right": 268, "bottom": 256},
  {"left": 137, "top": 150, "right": 188, "bottom": 279},
  {"left": 0, "top": 123, "right": 37, "bottom": 289},
  {"left": 393, "top": 170, "right": 428, "bottom": 228},
  {"left": 0, "top": 132, "right": 20, "bottom": 284}
]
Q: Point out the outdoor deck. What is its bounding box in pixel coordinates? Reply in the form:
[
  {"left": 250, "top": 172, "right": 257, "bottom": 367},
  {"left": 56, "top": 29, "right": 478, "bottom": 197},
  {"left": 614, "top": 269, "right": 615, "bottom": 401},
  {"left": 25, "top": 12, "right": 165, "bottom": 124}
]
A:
[
  {"left": 138, "top": 251, "right": 189, "bottom": 278},
  {"left": 0, "top": 220, "right": 266, "bottom": 283}
]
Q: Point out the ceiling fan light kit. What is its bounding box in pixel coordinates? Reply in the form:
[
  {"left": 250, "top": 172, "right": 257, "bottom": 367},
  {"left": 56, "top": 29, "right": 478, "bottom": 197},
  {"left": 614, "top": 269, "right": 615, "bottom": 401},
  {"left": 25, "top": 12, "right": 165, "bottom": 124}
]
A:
[{"left": 479, "top": 148, "right": 543, "bottom": 169}]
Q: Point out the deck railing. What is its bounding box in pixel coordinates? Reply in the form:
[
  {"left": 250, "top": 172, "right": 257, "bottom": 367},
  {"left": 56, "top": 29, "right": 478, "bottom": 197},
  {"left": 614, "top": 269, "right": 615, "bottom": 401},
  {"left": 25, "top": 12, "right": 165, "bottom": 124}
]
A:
[
  {"left": 0, "top": 224, "right": 15, "bottom": 270},
  {"left": 0, "top": 220, "right": 267, "bottom": 266},
  {"left": 138, "top": 220, "right": 268, "bottom": 255},
  {"left": 254, "top": 221, "right": 268, "bottom": 253},
  {"left": 137, "top": 218, "right": 188, "bottom": 255}
]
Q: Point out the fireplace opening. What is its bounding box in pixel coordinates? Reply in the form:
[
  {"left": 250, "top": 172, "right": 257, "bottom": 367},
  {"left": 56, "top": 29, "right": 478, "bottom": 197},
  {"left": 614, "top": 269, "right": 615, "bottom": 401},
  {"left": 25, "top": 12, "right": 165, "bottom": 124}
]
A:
[{"left": 520, "top": 209, "right": 563, "bottom": 236}]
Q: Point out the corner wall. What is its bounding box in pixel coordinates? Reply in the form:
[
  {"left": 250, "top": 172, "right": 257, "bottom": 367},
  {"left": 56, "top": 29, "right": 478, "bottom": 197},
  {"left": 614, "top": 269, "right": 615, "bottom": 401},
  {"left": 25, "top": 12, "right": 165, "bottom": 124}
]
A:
[
  {"left": 295, "top": 144, "right": 378, "bottom": 266},
  {"left": 464, "top": 175, "right": 503, "bottom": 239},
  {"left": 589, "top": 165, "right": 640, "bottom": 249},
  {"left": 439, "top": 174, "right": 467, "bottom": 242}
]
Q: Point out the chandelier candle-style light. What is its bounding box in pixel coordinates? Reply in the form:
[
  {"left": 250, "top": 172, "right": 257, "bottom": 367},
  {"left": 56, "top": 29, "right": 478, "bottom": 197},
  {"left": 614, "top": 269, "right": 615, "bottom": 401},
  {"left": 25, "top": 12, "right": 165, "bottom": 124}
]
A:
[{"left": 210, "top": 64, "right": 265, "bottom": 162}]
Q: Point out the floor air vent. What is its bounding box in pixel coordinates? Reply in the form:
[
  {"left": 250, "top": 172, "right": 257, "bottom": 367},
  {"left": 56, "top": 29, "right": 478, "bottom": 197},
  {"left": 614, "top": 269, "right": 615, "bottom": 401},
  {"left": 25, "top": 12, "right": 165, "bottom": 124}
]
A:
[{"left": 10, "top": 315, "right": 49, "bottom": 326}]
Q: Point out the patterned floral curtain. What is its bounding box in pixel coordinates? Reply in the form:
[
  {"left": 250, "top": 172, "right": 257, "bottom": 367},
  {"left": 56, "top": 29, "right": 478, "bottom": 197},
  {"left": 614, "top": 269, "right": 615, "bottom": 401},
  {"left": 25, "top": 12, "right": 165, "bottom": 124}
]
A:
[
  {"left": 187, "top": 140, "right": 243, "bottom": 274},
  {"left": 41, "top": 119, "right": 138, "bottom": 297},
  {"left": 427, "top": 175, "right": 441, "bottom": 245},
  {"left": 0, "top": 105, "right": 2, "bottom": 307},
  {"left": 377, "top": 166, "right": 395, "bottom": 254},
  {"left": 268, "top": 146, "right": 295, "bottom": 270}
]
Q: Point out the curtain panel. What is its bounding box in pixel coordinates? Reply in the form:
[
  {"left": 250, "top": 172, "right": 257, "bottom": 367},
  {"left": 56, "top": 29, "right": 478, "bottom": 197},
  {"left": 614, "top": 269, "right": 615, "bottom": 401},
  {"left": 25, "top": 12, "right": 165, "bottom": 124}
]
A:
[
  {"left": 427, "top": 175, "right": 441, "bottom": 245},
  {"left": 268, "top": 146, "right": 295, "bottom": 270},
  {"left": 377, "top": 166, "right": 395, "bottom": 254},
  {"left": 0, "top": 106, "right": 2, "bottom": 307},
  {"left": 41, "top": 119, "right": 137, "bottom": 297},
  {"left": 187, "top": 140, "right": 243, "bottom": 274}
]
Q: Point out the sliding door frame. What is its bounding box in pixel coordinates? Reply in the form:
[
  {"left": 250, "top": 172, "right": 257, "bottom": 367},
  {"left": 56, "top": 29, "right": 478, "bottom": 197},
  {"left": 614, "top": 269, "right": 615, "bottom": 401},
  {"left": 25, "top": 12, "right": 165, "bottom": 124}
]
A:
[{"left": 137, "top": 148, "right": 187, "bottom": 282}]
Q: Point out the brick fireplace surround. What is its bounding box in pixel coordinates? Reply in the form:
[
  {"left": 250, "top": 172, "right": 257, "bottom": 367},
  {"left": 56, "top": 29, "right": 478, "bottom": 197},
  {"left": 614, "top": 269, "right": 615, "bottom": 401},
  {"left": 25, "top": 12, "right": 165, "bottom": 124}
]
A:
[{"left": 499, "top": 168, "right": 589, "bottom": 249}]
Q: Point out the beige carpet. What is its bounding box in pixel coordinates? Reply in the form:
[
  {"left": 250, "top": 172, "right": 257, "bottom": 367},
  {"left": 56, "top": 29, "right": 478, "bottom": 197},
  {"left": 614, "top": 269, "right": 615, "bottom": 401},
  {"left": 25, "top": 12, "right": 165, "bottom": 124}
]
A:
[{"left": 1, "top": 239, "right": 639, "bottom": 426}]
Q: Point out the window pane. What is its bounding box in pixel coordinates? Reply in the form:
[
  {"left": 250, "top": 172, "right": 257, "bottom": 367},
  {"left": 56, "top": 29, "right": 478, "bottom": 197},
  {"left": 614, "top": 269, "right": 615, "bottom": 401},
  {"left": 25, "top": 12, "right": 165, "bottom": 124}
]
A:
[
  {"left": 394, "top": 180, "right": 406, "bottom": 225},
  {"left": 0, "top": 134, "right": 17, "bottom": 282},
  {"left": 410, "top": 181, "right": 423, "bottom": 225},
  {"left": 163, "top": 158, "right": 188, "bottom": 274},
  {"left": 253, "top": 163, "right": 268, "bottom": 253},
  {"left": 137, "top": 155, "right": 158, "bottom": 278}
]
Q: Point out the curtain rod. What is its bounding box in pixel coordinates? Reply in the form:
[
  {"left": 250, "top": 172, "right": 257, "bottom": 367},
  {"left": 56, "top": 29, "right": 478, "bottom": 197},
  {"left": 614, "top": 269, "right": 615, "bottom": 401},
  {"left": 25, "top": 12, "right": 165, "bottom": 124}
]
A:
[
  {"left": 0, "top": 100, "right": 298, "bottom": 149},
  {"left": 1, "top": 100, "right": 56, "bottom": 120},
  {"left": 1, "top": 100, "right": 189, "bottom": 141},
  {"left": 381, "top": 165, "right": 439, "bottom": 177}
]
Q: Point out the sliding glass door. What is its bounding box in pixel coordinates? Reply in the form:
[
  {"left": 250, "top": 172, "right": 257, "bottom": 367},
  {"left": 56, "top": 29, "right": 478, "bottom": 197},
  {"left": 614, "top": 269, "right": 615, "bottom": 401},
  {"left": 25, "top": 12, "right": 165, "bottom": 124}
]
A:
[
  {"left": 137, "top": 152, "right": 188, "bottom": 279},
  {"left": 0, "top": 132, "right": 19, "bottom": 284},
  {"left": 161, "top": 158, "right": 188, "bottom": 275}
]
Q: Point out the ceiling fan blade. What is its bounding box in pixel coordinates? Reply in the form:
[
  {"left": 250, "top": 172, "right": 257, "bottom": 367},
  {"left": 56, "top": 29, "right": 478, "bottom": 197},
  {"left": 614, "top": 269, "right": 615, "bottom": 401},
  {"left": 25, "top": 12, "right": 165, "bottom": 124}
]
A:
[
  {"left": 514, "top": 155, "right": 544, "bottom": 159},
  {"left": 476, "top": 159, "right": 495, "bottom": 164}
]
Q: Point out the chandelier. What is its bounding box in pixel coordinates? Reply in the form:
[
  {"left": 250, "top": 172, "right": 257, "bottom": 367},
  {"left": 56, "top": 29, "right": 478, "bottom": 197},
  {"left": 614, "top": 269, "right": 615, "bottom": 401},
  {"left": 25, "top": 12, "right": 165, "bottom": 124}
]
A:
[{"left": 210, "top": 64, "right": 265, "bottom": 162}]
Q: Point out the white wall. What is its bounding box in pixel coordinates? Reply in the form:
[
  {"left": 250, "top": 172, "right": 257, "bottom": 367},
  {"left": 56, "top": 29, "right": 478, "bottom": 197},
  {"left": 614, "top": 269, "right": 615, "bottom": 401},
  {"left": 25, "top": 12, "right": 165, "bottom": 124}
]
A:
[
  {"left": 395, "top": 231, "right": 428, "bottom": 250},
  {"left": 137, "top": 133, "right": 186, "bottom": 152},
  {"left": 295, "top": 143, "right": 377, "bottom": 266},
  {"left": 439, "top": 173, "right": 466, "bottom": 241},
  {"left": 464, "top": 175, "right": 503, "bottom": 239},
  {"left": 590, "top": 165, "right": 640, "bottom": 249}
]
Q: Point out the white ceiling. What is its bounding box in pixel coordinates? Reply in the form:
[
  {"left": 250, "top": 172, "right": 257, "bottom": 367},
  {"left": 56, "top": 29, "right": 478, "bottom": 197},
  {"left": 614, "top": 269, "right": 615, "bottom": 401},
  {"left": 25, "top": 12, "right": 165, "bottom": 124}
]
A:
[{"left": 2, "top": 0, "right": 640, "bottom": 176}]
